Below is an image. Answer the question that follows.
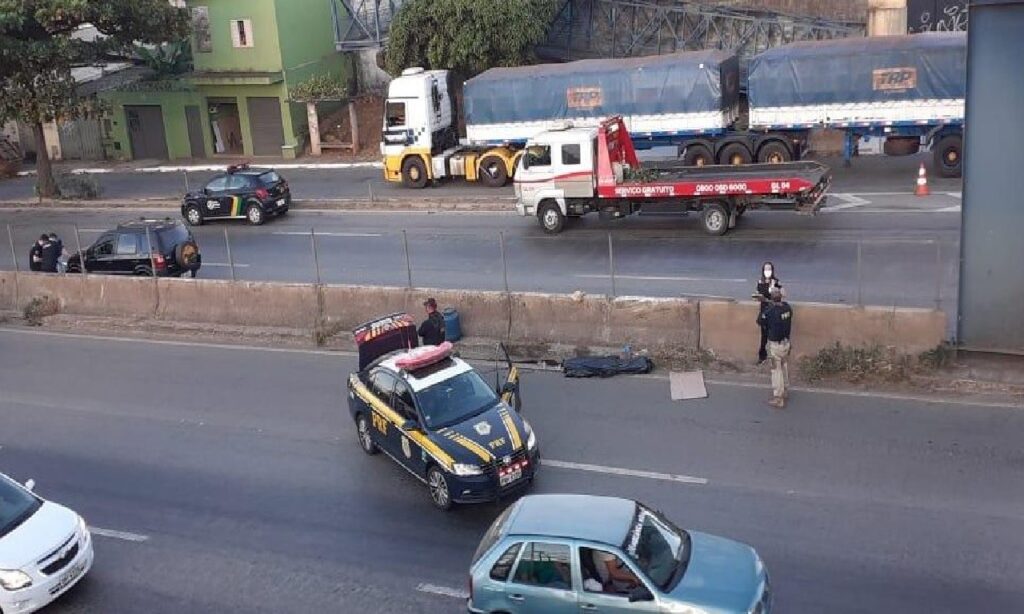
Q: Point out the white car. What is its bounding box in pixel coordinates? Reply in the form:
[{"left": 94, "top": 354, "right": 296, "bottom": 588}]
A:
[{"left": 0, "top": 473, "right": 93, "bottom": 614}]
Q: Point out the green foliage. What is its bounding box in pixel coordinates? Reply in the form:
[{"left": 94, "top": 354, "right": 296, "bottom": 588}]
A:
[
  {"left": 24, "top": 295, "right": 60, "bottom": 326},
  {"left": 134, "top": 40, "right": 192, "bottom": 77},
  {"left": 55, "top": 172, "right": 103, "bottom": 200},
  {"left": 799, "top": 343, "right": 915, "bottom": 383},
  {"left": 291, "top": 74, "right": 349, "bottom": 103},
  {"left": 0, "top": 0, "right": 190, "bottom": 196},
  {"left": 622, "top": 166, "right": 660, "bottom": 183},
  {"left": 385, "top": 0, "right": 559, "bottom": 77}
]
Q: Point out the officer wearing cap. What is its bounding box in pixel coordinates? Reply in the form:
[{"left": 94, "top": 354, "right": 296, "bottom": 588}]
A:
[
  {"left": 758, "top": 286, "right": 793, "bottom": 408},
  {"left": 418, "top": 297, "right": 446, "bottom": 346}
]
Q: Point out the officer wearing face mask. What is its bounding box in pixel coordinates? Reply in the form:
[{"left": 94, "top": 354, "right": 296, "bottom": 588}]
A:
[{"left": 753, "top": 261, "right": 783, "bottom": 363}]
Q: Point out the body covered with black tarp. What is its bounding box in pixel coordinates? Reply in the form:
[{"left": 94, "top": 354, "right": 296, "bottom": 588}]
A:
[
  {"left": 464, "top": 50, "right": 740, "bottom": 143},
  {"left": 748, "top": 32, "right": 966, "bottom": 127}
]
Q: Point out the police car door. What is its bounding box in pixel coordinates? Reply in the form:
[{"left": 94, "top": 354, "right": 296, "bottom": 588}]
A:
[
  {"left": 366, "top": 368, "right": 402, "bottom": 458},
  {"left": 391, "top": 380, "right": 426, "bottom": 477},
  {"left": 202, "top": 175, "right": 231, "bottom": 219}
]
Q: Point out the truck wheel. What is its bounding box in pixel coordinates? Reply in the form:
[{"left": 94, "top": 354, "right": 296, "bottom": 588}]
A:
[
  {"left": 401, "top": 156, "right": 429, "bottom": 189},
  {"left": 539, "top": 201, "right": 565, "bottom": 234},
  {"left": 682, "top": 144, "right": 713, "bottom": 167},
  {"left": 933, "top": 134, "right": 962, "bottom": 178},
  {"left": 718, "top": 143, "right": 752, "bottom": 166},
  {"left": 757, "top": 141, "right": 791, "bottom": 164},
  {"left": 478, "top": 156, "right": 508, "bottom": 188},
  {"left": 701, "top": 203, "right": 729, "bottom": 236}
]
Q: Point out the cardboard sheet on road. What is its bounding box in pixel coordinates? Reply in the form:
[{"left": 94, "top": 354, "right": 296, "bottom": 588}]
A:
[{"left": 670, "top": 370, "right": 708, "bottom": 401}]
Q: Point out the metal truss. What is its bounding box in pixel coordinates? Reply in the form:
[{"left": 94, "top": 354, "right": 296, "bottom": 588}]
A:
[
  {"left": 539, "top": 0, "right": 864, "bottom": 63},
  {"left": 331, "top": 0, "right": 405, "bottom": 51}
]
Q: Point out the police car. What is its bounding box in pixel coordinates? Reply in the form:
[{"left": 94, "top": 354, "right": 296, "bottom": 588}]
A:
[{"left": 346, "top": 313, "right": 539, "bottom": 510}]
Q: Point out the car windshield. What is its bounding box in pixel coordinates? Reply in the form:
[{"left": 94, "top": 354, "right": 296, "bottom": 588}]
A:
[
  {"left": 623, "top": 505, "right": 688, "bottom": 590},
  {"left": 0, "top": 475, "right": 41, "bottom": 539},
  {"left": 416, "top": 370, "right": 499, "bottom": 429},
  {"left": 258, "top": 171, "right": 281, "bottom": 185}
]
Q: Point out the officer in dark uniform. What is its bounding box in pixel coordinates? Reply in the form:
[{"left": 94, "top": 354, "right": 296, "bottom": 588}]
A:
[
  {"left": 28, "top": 235, "right": 46, "bottom": 272},
  {"left": 418, "top": 297, "right": 446, "bottom": 346},
  {"left": 758, "top": 287, "right": 793, "bottom": 408}
]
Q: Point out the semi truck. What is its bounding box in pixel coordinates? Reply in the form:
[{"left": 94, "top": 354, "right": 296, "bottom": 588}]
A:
[
  {"left": 380, "top": 49, "right": 742, "bottom": 188},
  {"left": 514, "top": 116, "right": 831, "bottom": 235}
]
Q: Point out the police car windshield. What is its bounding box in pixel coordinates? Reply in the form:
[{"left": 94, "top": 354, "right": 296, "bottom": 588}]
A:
[{"left": 417, "top": 370, "right": 499, "bottom": 429}]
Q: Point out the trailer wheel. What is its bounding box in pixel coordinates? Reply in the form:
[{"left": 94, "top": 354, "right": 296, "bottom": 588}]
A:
[
  {"left": 401, "top": 156, "right": 429, "bottom": 189},
  {"left": 701, "top": 203, "right": 729, "bottom": 236},
  {"left": 539, "top": 201, "right": 565, "bottom": 234},
  {"left": 757, "top": 141, "right": 791, "bottom": 164},
  {"left": 719, "top": 143, "right": 752, "bottom": 166},
  {"left": 682, "top": 144, "right": 713, "bottom": 167},
  {"left": 478, "top": 156, "right": 508, "bottom": 188},
  {"left": 933, "top": 134, "right": 962, "bottom": 178}
]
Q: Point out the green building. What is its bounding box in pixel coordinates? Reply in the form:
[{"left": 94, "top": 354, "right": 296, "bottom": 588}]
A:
[{"left": 103, "top": 0, "right": 353, "bottom": 160}]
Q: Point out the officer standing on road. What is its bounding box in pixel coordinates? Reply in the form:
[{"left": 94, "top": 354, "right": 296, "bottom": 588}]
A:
[
  {"left": 40, "top": 234, "right": 60, "bottom": 273},
  {"left": 418, "top": 297, "right": 446, "bottom": 346},
  {"left": 758, "top": 286, "right": 793, "bottom": 408},
  {"left": 28, "top": 235, "right": 46, "bottom": 272},
  {"left": 754, "top": 261, "right": 783, "bottom": 363}
]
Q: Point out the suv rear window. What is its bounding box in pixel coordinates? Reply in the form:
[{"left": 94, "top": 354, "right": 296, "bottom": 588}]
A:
[
  {"left": 258, "top": 171, "right": 281, "bottom": 185},
  {"left": 156, "top": 224, "right": 190, "bottom": 248}
]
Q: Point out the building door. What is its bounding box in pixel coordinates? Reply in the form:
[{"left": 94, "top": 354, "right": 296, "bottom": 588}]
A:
[
  {"left": 185, "top": 106, "right": 206, "bottom": 159},
  {"left": 246, "top": 97, "right": 285, "bottom": 156},
  {"left": 58, "top": 119, "right": 104, "bottom": 160},
  {"left": 124, "top": 105, "right": 169, "bottom": 160}
]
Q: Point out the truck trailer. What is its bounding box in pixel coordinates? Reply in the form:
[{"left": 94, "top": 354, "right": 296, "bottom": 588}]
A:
[
  {"left": 514, "top": 116, "right": 831, "bottom": 235},
  {"left": 380, "top": 50, "right": 740, "bottom": 188}
]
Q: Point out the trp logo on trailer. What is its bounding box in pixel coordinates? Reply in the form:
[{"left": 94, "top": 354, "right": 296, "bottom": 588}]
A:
[
  {"left": 567, "top": 87, "right": 604, "bottom": 110},
  {"left": 872, "top": 67, "right": 918, "bottom": 91}
]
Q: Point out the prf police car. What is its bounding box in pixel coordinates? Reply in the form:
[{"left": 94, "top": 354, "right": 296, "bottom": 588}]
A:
[{"left": 346, "top": 313, "right": 539, "bottom": 510}]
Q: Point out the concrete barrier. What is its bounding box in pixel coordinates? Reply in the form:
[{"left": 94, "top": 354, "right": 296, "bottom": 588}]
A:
[
  {"left": 6, "top": 272, "right": 947, "bottom": 360},
  {"left": 699, "top": 299, "right": 946, "bottom": 362}
]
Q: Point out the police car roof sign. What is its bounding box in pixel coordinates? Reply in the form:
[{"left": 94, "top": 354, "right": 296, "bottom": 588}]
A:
[{"left": 353, "top": 312, "right": 419, "bottom": 370}]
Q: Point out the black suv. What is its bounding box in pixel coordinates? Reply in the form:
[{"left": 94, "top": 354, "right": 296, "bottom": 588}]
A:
[
  {"left": 67, "top": 219, "right": 201, "bottom": 277},
  {"left": 181, "top": 164, "right": 291, "bottom": 226}
]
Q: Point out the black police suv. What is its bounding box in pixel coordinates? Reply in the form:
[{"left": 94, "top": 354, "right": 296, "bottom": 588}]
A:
[
  {"left": 67, "top": 219, "right": 201, "bottom": 277},
  {"left": 181, "top": 164, "right": 291, "bottom": 226}
]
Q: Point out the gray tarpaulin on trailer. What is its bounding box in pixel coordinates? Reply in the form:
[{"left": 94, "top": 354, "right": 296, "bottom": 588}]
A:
[
  {"left": 747, "top": 32, "right": 966, "bottom": 108},
  {"left": 464, "top": 50, "right": 739, "bottom": 125}
]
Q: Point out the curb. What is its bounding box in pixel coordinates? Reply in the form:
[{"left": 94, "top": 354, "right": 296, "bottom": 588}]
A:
[{"left": 0, "top": 197, "right": 516, "bottom": 213}]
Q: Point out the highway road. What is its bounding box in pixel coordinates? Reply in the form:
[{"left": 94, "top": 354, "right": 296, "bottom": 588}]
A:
[
  {"left": 0, "top": 152, "right": 961, "bottom": 203},
  {"left": 0, "top": 329, "right": 1021, "bottom": 613},
  {"left": 0, "top": 206, "right": 960, "bottom": 309}
]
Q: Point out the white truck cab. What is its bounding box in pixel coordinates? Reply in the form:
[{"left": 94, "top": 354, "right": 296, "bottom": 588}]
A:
[{"left": 514, "top": 125, "right": 597, "bottom": 226}]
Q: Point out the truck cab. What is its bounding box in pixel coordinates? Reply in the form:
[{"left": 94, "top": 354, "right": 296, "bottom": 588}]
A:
[
  {"left": 514, "top": 125, "right": 598, "bottom": 227},
  {"left": 381, "top": 68, "right": 458, "bottom": 188}
]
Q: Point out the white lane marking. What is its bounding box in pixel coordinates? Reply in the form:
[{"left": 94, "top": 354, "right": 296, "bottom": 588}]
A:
[
  {"left": 542, "top": 459, "right": 708, "bottom": 485},
  {"left": 270, "top": 231, "right": 383, "bottom": 238},
  {"left": 4, "top": 328, "right": 1017, "bottom": 409},
  {"left": 575, "top": 273, "right": 747, "bottom": 284},
  {"left": 89, "top": 526, "right": 149, "bottom": 542},
  {"left": 415, "top": 583, "right": 469, "bottom": 600},
  {"left": 935, "top": 205, "right": 962, "bottom": 213},
  {"left": 822, "top": 193, "right": 871, "bottom": 211},
  {"left": 200, "top": 262, "right": 251, "bottom": 268},
  {"left": 947, "top": 192, "right": 962, "bottom": 199}
]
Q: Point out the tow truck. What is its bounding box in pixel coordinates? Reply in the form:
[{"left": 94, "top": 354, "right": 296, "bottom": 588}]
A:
[{"left": 514, "top": 116, "right": 832, "bottom": 235}]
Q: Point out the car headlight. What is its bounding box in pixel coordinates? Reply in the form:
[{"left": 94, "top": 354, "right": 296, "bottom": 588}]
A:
[
  {"left": 524, "top": 420, "right": 537, "bottom": 450},
  {"left": 0, "top": 569, "right": 32, "bottom": 591},
  {"left": 452, "top": 463, "right": 483, "bottom": 476}
]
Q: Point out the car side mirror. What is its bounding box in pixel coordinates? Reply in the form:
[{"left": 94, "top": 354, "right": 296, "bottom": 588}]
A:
[
  {"left": 402, "top": 419, "right": 418, "bottom": 431},
  {"left": 24, "top": 479, "right": 35, "bottom": 492},
  {"left": 628, "top": 586, "right": 653, "bottom": 603}
]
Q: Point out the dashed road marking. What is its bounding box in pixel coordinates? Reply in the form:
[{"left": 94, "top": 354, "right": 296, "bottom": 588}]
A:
[
  {"left": 271, "top": 231, "right": 383, "bottom": 238},
  {"left": 201, "top": 262, "right": 251, "bottom": 268},
  {"left": 542, "top": 459, "right": 708, "bottom": 485},
  {"left": 89, "top": 527, "right": 149, "bottom": 542},
  {"left": 416, "top": 583, "right": 469, "bottom": 600}
]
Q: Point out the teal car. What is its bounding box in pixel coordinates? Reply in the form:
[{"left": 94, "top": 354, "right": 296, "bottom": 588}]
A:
[{"left": 467, "top": 494, "right": 771, "bottom": 614}]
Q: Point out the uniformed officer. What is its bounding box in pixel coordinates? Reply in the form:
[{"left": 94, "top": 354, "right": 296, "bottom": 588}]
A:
[
  {"left": 418, "top": 297, "right": 446, "bottom": 346},
  {"left": 753, "top": 261, "right": 783, "bottom": 363},
  {"left": 758, "top": 287, "right": 793, "bottom": 408}
]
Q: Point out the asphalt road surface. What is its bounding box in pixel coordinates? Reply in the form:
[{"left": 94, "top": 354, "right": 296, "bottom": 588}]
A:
[
  {"left": 0, "top": 206, "right": 960, "bottom": 310},
  {"left": 0, "top": 329, "right": 1021, "bottom": 613},
  {"left": 0, "top": 152, "right": 960, "bottom": 203}
]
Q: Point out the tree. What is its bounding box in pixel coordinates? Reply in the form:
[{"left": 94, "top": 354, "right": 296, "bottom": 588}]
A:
[
  {"left": 0, "top": 1, "right": 189, "bottom": 197},
  {"left": 290, "top": 74, "right": 350, "bottom": 156},
  {"left": 385, "top": 0, "right": 558, "bottom": 78}
]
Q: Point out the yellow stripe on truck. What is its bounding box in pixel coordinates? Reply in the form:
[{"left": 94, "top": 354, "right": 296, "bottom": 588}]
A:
[{"left": 350, "top": 378, "right": 454, "bottom": 468}]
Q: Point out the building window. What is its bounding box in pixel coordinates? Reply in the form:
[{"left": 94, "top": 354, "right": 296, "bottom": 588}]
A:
[
  {"left": 192, "top": 7, "right": 212, "bottom": 53},
  {"left": 231, "top": 19, "right": 254, "bottom": 48}
]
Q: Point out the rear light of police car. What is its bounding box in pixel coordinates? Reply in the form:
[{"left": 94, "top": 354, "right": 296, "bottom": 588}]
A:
[{"left": 255, "top": 187, "right": 270, "bottom": 200}]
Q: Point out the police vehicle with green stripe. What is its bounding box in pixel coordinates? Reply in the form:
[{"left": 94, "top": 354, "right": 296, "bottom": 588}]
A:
[
  {"left": 346, "top": 313, "right": 539, "bottom": 510},
  {"left": 181, "top": 164, "right": 291, "bottom": 226}
]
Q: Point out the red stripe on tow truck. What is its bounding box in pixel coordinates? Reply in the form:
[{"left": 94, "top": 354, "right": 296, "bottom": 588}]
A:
[{"left": 514, "top": 171, "right": 594, "bottom": 185}]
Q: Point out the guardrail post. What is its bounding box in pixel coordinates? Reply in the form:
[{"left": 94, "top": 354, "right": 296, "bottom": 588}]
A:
[
  {"left": 183, "top": 170, "right": 189, "bottom": 193},
  {"left": 368, "top": 181, "right": 374, "bottom": 204},
  {"left": 499, "top": 231, "right": 510, "bottom": 294},
  {"left": 934, "top": 240, "right": 942, "bottom": 311},
  {"left": 311, "top": 228, "right": 322, "bottom": 285},
  {"left": 608, "top": 232, "right": 617, "bottom": 298},
  {"left": 402, "top": 230, "right": 413, "bottom": 289},
  {"left": 855, "top": 240, "right": 863, "bottom": 306},
  {"left": 224, "top": 227, "right": 236, "bottom": 282},
  {"left": 7, "top": 224, "right": 18, "bottom": 273},
  {"left": 73, "top": 225, "right": 86, "bottom": 275}
]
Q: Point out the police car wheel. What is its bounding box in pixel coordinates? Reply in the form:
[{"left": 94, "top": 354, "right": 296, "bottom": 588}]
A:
[
  {"left": 427, "top": 466, "right": 453, "bottom": 511},
  {"left": 185, "top": 205, "right": 204, "bottom": 226},
  {"left": 356, "top": 414, "right": 378, "bottom": 455},
  {"left": 246, "top": 203, "right": 265, "bottom": 226}
]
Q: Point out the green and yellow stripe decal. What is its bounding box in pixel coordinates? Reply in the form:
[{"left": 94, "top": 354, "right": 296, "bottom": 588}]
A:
[
  {"left": 230, "top": 196, "right": 243, "bottom": 217},
  {"left": 349, "top": 377, "right": 454, "bottom": 468},
  {"left": 497, "top": 406, "right": 522, "bottom": 451},
  {"left": 439, "top": 428, "right": 494, "bottom": 463}
]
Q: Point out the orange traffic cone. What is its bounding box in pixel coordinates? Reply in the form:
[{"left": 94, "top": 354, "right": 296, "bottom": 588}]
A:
[{"left": 915, "top": 162, "right": 930, "bottom": 196}]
